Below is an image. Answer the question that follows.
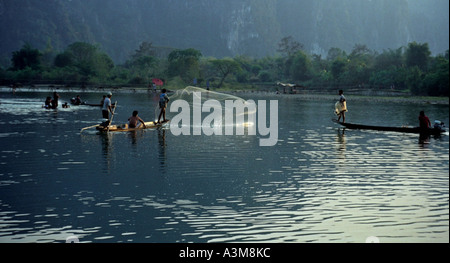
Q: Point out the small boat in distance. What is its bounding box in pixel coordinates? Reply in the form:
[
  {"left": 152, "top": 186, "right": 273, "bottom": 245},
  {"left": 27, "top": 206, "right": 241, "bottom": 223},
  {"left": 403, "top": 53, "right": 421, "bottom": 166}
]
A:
[
  {"left": 332, "top": 119, "right": 446, "bottom": 135},
  {"left": 70, "top": 98, "right": 102, "bottom": 107}
]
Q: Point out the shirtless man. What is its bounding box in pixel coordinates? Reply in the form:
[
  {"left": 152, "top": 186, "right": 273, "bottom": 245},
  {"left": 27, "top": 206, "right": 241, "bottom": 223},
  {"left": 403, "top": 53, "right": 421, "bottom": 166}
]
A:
[{"left": 128, "top": 111, "right": 146, "bottom": 129}]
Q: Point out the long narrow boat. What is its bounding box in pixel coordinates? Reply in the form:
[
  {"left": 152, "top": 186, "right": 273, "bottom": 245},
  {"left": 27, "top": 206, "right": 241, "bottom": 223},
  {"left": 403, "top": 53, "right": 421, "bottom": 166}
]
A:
[
  {"left": 81, "top": 103, "right": 102, "bottom": 107},
  {"left": 70, "top": 99, "right": 102, "bottom": 107},
  {"left": 332, "top": 119, "right": 446, "bottom": 135},
  {"left": 96, "top": 120, "right": 170, "bottom": 132}
]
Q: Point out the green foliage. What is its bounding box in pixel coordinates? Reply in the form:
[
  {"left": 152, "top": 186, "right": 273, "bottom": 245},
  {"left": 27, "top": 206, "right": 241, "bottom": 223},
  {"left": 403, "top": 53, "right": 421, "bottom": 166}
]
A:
[
  {"left": 168, "top": 48, "right": 202, "bottom": 83},
  {"left": 289, "top": 51, "right": 312, "bottom": 82},
  {"left": 2, "top": 40, "right": 448, "bottom": 97},
  {"left": 373, "top": 47, "right": 403, "bottom": 71},
  {"left": 64, "top": 42, "right": 114, "bottom": 80},
  {"left": 42, "top": 66, "right": 83, "bottom": 84},
  {"left": 406, "top": 66, "right": 424, "bottom": 95},
  {"left": 211, "top": 58, "right": 242, "bottom": 88},
  {"left": 326, "top": 47, "right": 346, "bottom": 61},
  {"left": 405, "top": 42, "right": 431, "bottom": 71},
  {"left": 421, "top": 56, "right": 449, "bottom": 96},
  {"left": 11, "top": 44, "right": 42, "bottom": 71},
  {"left": 331, "top": 58, "right": 347, "bottom": 82},
  {"left": 369, "top": 67, "right": 398, "bottom": 87},
  {"left": 277, "top": 36, "right": 304, "bottom": 57},
  {"left": 258, "top": 71, "right": 273, "bottom": 82},
  {"left": 54, "top": 52, "right": 74, "bottom": 68},
  {"left": 11, "top": 67, "right": 42, "bottom": 83}
]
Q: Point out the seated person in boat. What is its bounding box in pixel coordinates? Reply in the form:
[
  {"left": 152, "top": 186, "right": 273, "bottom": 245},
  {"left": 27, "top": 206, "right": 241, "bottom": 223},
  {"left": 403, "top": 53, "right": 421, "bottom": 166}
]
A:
[
  {"left": 128, "top": 111, "right": 146, "bottom": 129},
  {"left": 44, "top": 97, "right": 52, "bottom": 109},
  {"left": 72, "top": 95, "right": 82, "bottom": 105},
  {"left": 434, "top": 120, "right": 445, "bottom": 131}
]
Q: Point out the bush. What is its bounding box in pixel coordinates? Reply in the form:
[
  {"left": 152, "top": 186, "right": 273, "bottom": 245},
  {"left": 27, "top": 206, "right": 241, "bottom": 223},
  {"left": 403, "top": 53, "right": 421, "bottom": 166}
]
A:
[{"left": 258, "top": 70, "right": 273, "bottom": 82}]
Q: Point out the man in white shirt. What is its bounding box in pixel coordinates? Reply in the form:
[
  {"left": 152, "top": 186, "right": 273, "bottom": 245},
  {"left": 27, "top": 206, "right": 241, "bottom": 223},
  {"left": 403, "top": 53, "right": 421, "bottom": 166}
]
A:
[{"left": 102, "top": 92, "right": 114, "bottom": 121}]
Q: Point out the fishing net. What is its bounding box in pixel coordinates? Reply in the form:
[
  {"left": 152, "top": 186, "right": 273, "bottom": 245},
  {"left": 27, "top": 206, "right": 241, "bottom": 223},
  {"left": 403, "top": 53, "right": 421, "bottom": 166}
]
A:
[{"left": 154, "top": 86, "right": 256, "bottom": 135}]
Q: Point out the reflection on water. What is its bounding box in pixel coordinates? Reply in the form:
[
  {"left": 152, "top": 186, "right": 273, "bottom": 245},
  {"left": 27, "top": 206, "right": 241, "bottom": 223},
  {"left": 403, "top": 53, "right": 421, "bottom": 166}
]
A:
[{"left": 0, "top": 91, "right": 448, "bottom": 243}]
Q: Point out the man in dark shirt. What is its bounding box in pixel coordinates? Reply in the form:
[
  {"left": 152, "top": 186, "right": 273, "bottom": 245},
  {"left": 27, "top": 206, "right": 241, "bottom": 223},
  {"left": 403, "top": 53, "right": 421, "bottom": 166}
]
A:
[{"left": 418, "top": 111, "right": 431, "bottom": 129}]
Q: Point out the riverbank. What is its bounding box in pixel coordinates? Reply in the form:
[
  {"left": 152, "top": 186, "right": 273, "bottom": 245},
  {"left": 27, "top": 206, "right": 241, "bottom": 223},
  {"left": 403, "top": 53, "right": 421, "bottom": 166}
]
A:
[
  {"left": 1, "top": 85, "right": 448, "bottom": 105},
  {"left": 229, "top": 88, "right": 449, "bottom": 105}
]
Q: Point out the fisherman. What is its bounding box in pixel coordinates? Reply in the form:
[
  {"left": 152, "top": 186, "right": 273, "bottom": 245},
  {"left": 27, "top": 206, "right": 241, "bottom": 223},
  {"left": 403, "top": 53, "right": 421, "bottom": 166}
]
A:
[
  {"left": 418, "top": 111, "right": 431, "bottom": 129},
  {"left": 337, "top": 89, "right": 347, "bottom": 123},
  {"left": 128, "top": 110, "right": 146, "bottom": 129},
  {"left": 51, "top": 91, "right": 60, "bottom": 109},
  {"left": 433, "top": 120, "right": 445, "bottom": 131},
  {"left": 44, "top": 96, "right": 52, "bottom": 109},
  {"left": 102, "top": 92, "right": 114, "bottom": 121},
  {"left": 72, "top": 95, "right": 82, "bottom": 105},
  {"left": 157, "top": 88, "right": 170, "bottom": 124}
]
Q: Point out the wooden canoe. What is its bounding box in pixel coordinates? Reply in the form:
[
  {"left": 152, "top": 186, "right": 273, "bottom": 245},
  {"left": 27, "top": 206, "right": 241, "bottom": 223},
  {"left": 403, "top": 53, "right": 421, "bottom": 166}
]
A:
[
  {"left": 96, "top": 120, "right": 170, "bottom": 132},
  {"left": 332, "top": 119, "right": 446, "bottom": 135},
  {"left": 70, "top": 98, "right": 102, "bottom": 107}
]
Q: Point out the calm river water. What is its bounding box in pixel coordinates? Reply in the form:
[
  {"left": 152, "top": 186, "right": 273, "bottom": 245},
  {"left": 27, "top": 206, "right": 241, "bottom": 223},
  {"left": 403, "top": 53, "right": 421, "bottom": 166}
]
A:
[{"left": 0, "top": 88, "right": 448, "bottom": 243}]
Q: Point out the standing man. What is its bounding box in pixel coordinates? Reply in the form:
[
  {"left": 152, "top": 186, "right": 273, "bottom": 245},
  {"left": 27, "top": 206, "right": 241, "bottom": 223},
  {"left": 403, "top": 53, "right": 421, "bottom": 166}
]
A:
[
  {"left": 418, "top": 111, "right": 431, "bottom": 129},
  {"left": 337, "top": 89, "right": 347, "bottom": 123},
  {"left": 102, "top": 92, "right": 114, "bottom": 122},
  {"left": 157, "top": 89, "right": 170, "bottom": 124},
  {"left": 51, "top": 91, "right": 60, "bottom": 109}
]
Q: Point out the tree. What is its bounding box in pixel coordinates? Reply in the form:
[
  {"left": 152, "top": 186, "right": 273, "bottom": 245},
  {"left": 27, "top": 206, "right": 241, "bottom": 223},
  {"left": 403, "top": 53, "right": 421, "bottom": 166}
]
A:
[
  {"left": 54, "top": 51, "right": 74, "bottom": 68},
  {"left": 346, "top": 44, "right": 375, "bottom": 85},
  {"left": 289, "top": 51, "right": 312, "bottom": 82},
  {"left": 422, "top": 55, "right": 449, "bottom": 96},
  {"left": 406, "top": 66, "right": 424, "bottom": 95},
  {"left": 277, "top": 36, "right": 304, "bottom": 57},
  {"left": 59, "top": 42, "right": 114, "bottom": 81},
  {"left": 131, "top": 41, "right": 156, "bottom": 61},
  {"left": 168, "top": 48, "right": 202, "bottom": 82},
  {"left": 41, "top": 39, "right": 56, "bottom": 68},
  {"left": 11, "top": 43, "right": 42, "bottom": 71},
  {"left": 211, "top": 58, "right": 241, "bottom": 89},
  {"left": 331, "top": 58, "right": 347, "bottom": 83},
  {"left": 326, "top": 47, "right": 346, "bottom": 61},
  {"left": 405, "top": 42, "right": 431, "bottom": 71},
  {"left": 374, "top": 47, "right": 404, "bottom": 71},
  {"left": 349, "top": 44, "right": 373, "bottom": 58},
  {"left": 122, "top": 41, "right": 160, "bottom": 84},
  {"left": 66, "top": 42, "right": 98, "bottom": 66}
]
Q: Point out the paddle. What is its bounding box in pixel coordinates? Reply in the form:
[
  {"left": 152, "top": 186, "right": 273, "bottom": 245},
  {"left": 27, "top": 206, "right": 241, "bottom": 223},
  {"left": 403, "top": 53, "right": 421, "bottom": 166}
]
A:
[
  {"left": 80, "top": 101, "right": 117, "bottom": 133},
  {"left": 80, "top": 124, "right": 100, "bottom": 132}
]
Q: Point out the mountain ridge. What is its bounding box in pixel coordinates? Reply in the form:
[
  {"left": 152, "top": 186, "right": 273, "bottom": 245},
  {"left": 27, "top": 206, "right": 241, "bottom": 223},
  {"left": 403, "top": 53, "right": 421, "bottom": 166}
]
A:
[{"left": 0, "top": 0, "right": 448, "bottom": 64}]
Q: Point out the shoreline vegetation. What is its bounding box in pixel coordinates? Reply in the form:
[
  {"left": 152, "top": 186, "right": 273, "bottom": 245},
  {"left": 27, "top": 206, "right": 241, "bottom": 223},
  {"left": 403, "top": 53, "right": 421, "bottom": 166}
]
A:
[{"left": 1, "top": 39, "right": 448, "bottom": 100}]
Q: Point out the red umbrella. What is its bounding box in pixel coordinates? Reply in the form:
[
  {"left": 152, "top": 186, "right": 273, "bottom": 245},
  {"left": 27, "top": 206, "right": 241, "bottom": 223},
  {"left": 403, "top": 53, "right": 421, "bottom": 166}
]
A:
[{"left": 152, "top": 78, "right": 164, "bottom": 86}]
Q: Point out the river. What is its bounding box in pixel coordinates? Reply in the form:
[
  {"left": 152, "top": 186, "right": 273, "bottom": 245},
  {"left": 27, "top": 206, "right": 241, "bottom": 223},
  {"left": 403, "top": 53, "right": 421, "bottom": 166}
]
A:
[{"left": 0, "top": 88, "right": 448, "bottom": 243}]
